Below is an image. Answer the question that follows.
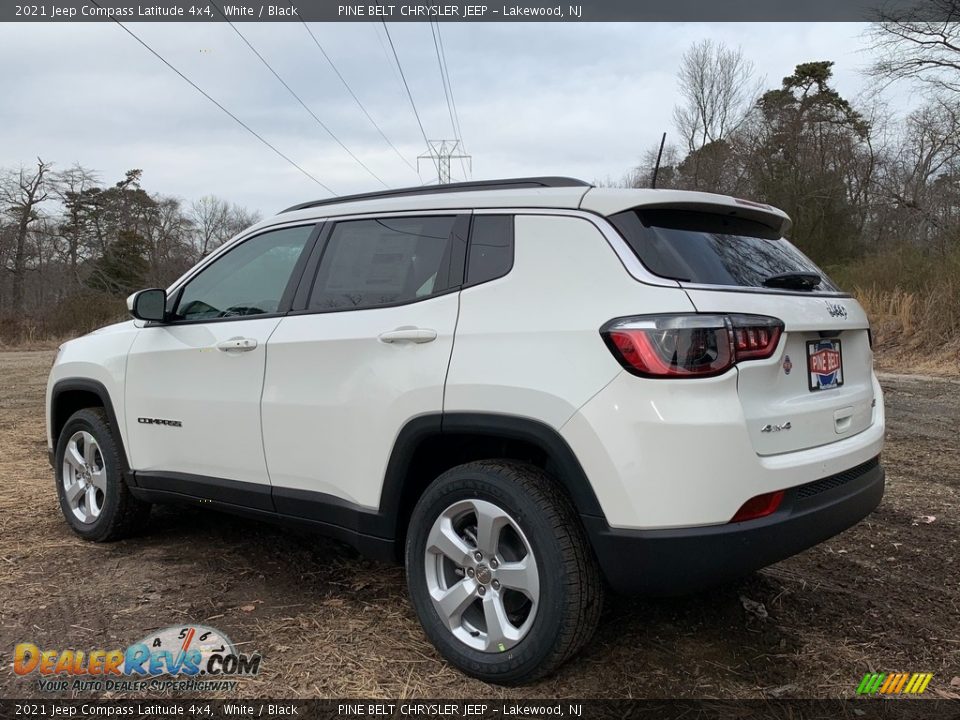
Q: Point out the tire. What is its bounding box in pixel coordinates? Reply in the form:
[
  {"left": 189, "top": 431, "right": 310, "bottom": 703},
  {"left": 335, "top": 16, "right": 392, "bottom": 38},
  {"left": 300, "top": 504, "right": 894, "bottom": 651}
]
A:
[
  {"left": 54, "top": 408, "right": 150, "bottom": 542},
  {"left": 405, "top": 460, "right": 602, "bottom": 684}
]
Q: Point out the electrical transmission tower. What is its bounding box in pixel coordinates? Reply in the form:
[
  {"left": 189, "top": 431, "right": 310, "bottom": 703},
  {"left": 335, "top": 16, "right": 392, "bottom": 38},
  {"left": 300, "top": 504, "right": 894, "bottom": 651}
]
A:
[{"left": 418, "top": 140, "right": 472, "bottom": 184}]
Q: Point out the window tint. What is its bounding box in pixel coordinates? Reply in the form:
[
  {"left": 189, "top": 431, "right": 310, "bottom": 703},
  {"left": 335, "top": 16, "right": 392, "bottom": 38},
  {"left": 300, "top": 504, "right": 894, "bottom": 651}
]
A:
[
  {"left": 466, "top": 215, "right": 513, "bottom": 286},
  {"left": 174, "top": 225, "right": 314, "bottom": 321},
  {"left": 609, "top": 209, "right": 840, "bottom": 292},
  {"left": 308, "top": 216, "right": 458, "bottom": 311}
]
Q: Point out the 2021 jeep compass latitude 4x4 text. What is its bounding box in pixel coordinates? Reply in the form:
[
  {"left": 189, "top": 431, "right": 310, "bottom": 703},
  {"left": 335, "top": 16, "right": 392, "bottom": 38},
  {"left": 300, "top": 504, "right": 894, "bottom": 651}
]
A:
[{"left": 46, "top": 178, "right": 885, "bottom": 683}]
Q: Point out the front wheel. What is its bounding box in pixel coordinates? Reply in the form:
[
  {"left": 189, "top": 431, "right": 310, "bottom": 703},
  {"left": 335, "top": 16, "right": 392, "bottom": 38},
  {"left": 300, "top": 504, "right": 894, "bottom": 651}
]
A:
[
  {"left": 405, "top": 460, "right": 602, "bottom": 684},
  {"left": 54, "top": 408, "right": 150, "bottom": 541}
]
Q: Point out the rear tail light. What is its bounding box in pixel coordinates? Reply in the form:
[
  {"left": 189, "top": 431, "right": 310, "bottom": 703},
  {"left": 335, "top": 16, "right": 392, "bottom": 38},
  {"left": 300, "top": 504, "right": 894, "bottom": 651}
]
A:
[
  {"left": 601, "top": 313, "right": 783, "bottom": 378},
  {"left": 730, "top": 490, "right": 785, "bottom": 523}
]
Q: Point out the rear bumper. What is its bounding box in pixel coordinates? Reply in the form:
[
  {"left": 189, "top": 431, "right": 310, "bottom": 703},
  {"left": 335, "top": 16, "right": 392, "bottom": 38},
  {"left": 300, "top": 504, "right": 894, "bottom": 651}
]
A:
[{"left": 583, "top": 457, "right": 884, "bottom": 595}]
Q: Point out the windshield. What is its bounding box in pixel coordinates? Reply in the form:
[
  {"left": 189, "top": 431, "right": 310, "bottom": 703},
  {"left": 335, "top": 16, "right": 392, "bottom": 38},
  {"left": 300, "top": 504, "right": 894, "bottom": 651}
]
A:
[{"left": 608, "top": 209, "right": 840, "bottom": 292}]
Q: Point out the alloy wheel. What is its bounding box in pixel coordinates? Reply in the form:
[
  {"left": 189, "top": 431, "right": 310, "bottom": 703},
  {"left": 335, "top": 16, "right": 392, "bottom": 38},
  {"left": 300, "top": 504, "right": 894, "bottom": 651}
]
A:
[
  {"left": 62, "top": 430, "right": 106, "bottom": 524},
  {"left": 423, "top": 498, "right": 540, "bottom": 652}
]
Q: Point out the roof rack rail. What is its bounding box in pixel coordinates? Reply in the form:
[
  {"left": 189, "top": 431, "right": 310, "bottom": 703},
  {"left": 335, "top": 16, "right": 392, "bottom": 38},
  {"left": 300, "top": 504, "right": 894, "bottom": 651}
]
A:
[{"left": 280, "top": 176, "right": 592, "bottom": 213}]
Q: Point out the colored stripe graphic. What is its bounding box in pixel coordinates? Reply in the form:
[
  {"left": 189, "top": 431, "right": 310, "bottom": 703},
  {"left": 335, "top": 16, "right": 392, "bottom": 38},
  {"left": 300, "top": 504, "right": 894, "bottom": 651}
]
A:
[
  {"left": 879, "top": 674, "right": 897, "bottom": 693},
  {"left": 857, "top": 673, "right": 885, "bottom": 694},
  {"left": 893, "top": 673, "right": 909, "bottom": 693},
  {"left": 857, "top": 672, "right": 932, "bottom": 695}
]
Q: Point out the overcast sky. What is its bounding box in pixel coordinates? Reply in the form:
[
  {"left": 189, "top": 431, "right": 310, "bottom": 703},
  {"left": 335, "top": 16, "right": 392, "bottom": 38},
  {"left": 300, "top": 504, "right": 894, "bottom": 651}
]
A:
[{"left": 0, "top": 22, "right": 904, "bottom": 215}]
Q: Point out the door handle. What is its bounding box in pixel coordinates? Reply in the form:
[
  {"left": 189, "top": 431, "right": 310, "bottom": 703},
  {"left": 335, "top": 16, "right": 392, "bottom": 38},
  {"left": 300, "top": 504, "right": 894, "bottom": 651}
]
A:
[
  {"left": 378, "top": 327, "right": 438, "bottom": 344},
  {"left": 217, "top": 337, "right": 258, "bottom": 352}
]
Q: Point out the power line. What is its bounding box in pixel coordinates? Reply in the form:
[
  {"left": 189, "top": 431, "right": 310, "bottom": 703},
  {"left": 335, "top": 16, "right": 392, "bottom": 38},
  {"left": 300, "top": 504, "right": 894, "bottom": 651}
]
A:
[
  {"left": 380, "top": 21, "right": 439, "bottom": 176},
  {"left": 371, "top": 23, "right": 423, "bottom": 183},
  {"left": 88, "top": 1, "right": 335, "bottom": 194},
  {"left": 289, "top": 3, "right": 420, "bottom": 180},
  {"left": 437, "top": 24, "right": 469, "bottom": 179},
  {"left": 210, "top": 1, "right": 388, "bottom": 188},
  {"left": 430, "top": 22, "right": 468, "bottom": 181},
  {"left": 373, "top": 23, "right": 405, "bottom": 93},
  {"left": 430, "top": 25, "right": 458, "bottom": 143}
]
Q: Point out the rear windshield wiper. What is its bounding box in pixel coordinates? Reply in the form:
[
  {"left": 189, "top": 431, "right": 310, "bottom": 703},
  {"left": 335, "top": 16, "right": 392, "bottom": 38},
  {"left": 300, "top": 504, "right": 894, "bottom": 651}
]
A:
[{"left": 761, "top": 272, "right": 821, "bottom": 290}]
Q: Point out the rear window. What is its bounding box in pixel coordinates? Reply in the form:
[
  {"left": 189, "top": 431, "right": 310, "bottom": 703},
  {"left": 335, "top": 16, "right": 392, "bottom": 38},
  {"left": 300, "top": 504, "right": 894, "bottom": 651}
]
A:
[{"left": 608, "top": 209, "right": 839, "bottom": 292}]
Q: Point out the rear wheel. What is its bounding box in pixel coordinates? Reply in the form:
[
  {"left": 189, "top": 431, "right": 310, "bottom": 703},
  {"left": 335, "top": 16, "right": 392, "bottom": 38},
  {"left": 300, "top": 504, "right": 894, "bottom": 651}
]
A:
[
  {"left": 405, "top": 460, "right": 602, "bottom": 684},
  {"left": 54, "top": 408, "right": 150, "bottom": 541}
]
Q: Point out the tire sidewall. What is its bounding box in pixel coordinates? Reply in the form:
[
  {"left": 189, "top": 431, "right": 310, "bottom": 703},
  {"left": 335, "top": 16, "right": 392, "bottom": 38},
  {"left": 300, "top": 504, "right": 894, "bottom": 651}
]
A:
[
  {"left": 54, "top": 409, "right": 126, "bottom": 541},
  {"left": 406, "top": 465, "right": 573, "bottom": 681}
]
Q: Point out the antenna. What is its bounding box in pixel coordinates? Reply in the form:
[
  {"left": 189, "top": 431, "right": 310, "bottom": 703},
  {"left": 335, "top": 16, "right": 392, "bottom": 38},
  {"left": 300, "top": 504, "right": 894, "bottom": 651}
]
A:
[{"left": 651, "top": 132, "right": 667, "bottom": 189}]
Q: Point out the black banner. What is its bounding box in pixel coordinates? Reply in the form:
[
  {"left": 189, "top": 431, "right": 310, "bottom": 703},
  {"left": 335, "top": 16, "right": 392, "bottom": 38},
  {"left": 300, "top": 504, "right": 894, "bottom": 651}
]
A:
[
  {"left": 1, "top": 0, "right": 955, "bottom": 23},
  {"left": 1, "top": 700, "right": 959, "bottom": 720}
]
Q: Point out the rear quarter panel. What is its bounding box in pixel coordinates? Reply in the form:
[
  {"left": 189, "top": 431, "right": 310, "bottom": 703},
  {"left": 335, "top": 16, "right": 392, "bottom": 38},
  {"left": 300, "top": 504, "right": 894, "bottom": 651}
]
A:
[{"left": 444, "top": 213, "right": 695, "bottom": 427}]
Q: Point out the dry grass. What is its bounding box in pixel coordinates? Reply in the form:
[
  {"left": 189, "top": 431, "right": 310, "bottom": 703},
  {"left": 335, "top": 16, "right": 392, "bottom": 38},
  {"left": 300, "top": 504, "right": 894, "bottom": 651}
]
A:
[
  {"left": 0, "top": 290, "right": 127, "bottom": 348},
  {"left": 834, "top": 247, "right": 960, "bottom": 376},
  {"left": 854, "top": 287, "right": 960, "bottom": 375}
]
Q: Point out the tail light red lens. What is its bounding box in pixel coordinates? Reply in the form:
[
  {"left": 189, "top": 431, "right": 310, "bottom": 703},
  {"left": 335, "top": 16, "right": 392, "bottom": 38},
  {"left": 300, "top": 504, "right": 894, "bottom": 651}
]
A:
[
  {"left": 730, "top": 490, "right": 785, "bottom": 523},
  {"left": 601, "top": 313, "right": 783, "bottom": 378},
  {"left": 734, "top": 325, "right": 777, "bottom": 359}
]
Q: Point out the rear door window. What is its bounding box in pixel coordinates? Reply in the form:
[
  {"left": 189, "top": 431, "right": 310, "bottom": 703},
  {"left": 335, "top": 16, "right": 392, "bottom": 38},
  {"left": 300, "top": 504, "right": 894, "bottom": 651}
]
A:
[
  {"left": 307, "top": 216, "right": 461, "bottom": 311},
  {"left": 608, "top": 209, "right": 839, "bottom": 292}
]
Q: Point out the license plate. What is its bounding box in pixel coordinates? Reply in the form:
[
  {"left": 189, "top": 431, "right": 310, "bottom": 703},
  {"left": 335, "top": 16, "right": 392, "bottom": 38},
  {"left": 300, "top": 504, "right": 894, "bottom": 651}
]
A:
[{"left": 807, "top": 339, "right": 843, "bottom": 391}]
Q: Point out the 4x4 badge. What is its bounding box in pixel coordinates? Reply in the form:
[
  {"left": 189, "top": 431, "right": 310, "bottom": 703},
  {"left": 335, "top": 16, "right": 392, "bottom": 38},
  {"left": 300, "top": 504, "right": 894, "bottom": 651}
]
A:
[
  {"left": 826, "top": 301, "right": 848, "bottom": 319},
  {"left": 761, "top": 422, "right": 792, "bottom": 433}
]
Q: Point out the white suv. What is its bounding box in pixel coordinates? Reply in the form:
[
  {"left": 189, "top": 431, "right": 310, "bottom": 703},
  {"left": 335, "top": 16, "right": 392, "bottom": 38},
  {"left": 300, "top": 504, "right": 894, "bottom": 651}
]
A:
[{"left": 46, "top": 177, "right": 885, "bottom": 683}]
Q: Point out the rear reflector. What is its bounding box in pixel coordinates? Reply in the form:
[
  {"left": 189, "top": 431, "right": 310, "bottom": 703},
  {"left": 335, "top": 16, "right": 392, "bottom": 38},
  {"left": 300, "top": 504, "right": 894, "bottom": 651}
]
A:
[
  {"left": 601, "top": 313, "right": 783, "bottom": 378},
  {"left": 730, "top": 490, "right": 785, "bottom": 523}
]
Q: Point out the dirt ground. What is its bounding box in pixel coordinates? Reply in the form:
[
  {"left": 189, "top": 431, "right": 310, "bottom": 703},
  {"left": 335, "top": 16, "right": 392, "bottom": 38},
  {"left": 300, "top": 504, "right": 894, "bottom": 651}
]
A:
[{"left": 1, "top": 349, "right": 958, "bottom": 700}]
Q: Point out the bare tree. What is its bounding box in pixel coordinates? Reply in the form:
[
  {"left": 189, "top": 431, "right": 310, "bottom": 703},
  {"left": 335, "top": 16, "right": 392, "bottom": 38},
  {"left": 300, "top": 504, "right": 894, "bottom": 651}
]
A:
[
  {"left": 872, "top": 98, "right": 960, "bottom": 251},
  {"left": 223, "top": 204, "right": 260, "bottom": 241},
  {"left": 1, "top": 159, "right": 51, "bottom": 314},
  {"left": 189, "top": 195, "right": 230, "bottom": 257},
  {"left": 673, "top": 40, "right": 762, "bottom": 153},
  {"left": 868, "top": 1, "right": 960, "bottom": 94},
  {"left": 189, "top": 196, "right": 260, "bottom": 257},
  {"left": 145, "top": 196, "right": 194, "bottom": 285}
]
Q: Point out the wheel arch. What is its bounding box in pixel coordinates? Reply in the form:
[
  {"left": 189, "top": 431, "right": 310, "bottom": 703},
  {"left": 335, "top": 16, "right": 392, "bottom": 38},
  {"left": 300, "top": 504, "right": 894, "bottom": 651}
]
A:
[
  {"left": 380, "top": 412, "right": 606, "bottom": 552},
  {"left": 50, "top": 379, "right": 130, "bottom": 469}
]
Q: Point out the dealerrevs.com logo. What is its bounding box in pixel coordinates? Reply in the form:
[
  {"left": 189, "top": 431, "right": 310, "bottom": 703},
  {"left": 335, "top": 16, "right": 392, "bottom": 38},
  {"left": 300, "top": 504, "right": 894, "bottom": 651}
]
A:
[{"left": 14, "top": 625, "right": 260, "bottom": 693}]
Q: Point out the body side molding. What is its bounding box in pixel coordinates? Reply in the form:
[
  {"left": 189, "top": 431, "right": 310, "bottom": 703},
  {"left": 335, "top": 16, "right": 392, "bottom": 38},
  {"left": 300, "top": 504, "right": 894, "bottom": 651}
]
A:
[
  {"left": 135, "top": 471, "right": 274, "bottom": 512},
  {"left": 126, "top": 482, "right": 395, "bottom": 561},
  {"left": 123, "top": 412, "right": 607, "bottom": 562}
]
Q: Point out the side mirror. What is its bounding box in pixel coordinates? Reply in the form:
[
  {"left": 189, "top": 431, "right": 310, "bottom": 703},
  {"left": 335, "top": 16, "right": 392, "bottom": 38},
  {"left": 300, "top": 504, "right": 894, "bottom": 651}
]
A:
[{"left": 127, "top": 288, "right": 167, "bottom": 322}]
